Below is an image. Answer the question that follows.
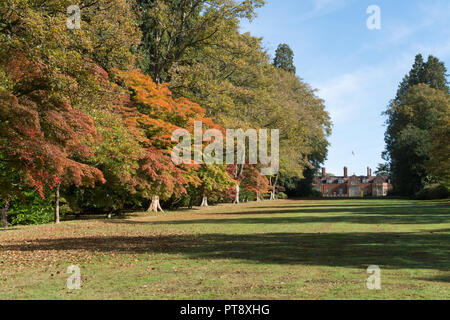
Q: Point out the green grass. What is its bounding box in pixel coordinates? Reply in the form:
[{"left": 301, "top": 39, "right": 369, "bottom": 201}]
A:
[{"left": 0, "top": 199, "right": 449, "bottom": 299}]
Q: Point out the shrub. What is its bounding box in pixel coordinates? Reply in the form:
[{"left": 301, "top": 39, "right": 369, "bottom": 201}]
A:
[
  {"left": 414, "top": 184, "right": 450, "bottom": 200},
  {"left": 8, "top": 191, "right": 55, "bottom": 226},
  {"left": 277, "top": 192, "right": 288, "bottom": 200},
  {"left": 310, "top": 189, "right": 323, "bottom": 199}
]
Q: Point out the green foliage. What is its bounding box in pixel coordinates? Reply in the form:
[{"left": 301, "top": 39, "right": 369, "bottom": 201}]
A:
[
  {"left": 309, "top": 189, "right": 323, "bottom": 199},
  {"left": 237, "top": 187, "right": 255, "bottom": 202},
  {"left": 183, "top": 165, "right": 235, "bottom": 207},
  {"left": 395, "top": 54, "right": 449, "bottom": 104},
  {"left": 393, "top": 123, "right": 431, "bottom": 195},
  {"left": 170, "top": 21, "right": 330, "bottom": 184},
  {"left": 384, "top": 53, "right": 450, "bottom": 196},
  {"left": 66, "top": 108, "right": 144, "bottom": 213},
  {"left": 276, "top": 192, "right": 288, "bottom": 200},
  {"left": 8, "top": 191, "right": 55, "bottom": 226},
  {"left": 197, "top": 165, "right": 235, "bottom": 195},
  {"left": 414, "top": 184, "right": 449, "bottom": 200},
  {"left": 281, "top": 172, "right": 324, "bottom": 198},
  {"left": 137, "top": 0, "right": 264, "bottom": 83},
  {"left": 273, "top": 43, "right": 296, "bottom": 74},
  {"left": 374, "top": 163, "right": 391, "bottom": 176},
  {"left": 427, "top": 106, "right": 450, "bottom": 188}
]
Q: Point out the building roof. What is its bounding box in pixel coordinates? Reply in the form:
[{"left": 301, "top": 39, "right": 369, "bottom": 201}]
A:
[{"left": 314, "top": 175, "right": 391, "bottom": 185}]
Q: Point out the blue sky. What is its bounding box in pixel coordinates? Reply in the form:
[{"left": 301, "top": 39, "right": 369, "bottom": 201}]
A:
[{"left": 241, "top": 0, "right": 450, "bottom": 176}]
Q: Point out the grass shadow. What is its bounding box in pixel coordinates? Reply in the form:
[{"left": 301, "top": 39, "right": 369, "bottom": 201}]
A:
[{"left": 2, "top": 231, "right": 449, "bottom": 272}]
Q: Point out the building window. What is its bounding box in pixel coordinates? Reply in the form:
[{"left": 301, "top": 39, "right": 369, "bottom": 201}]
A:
[
  {"left": 351, "top": 181, "right": 357, "bottom": 185},
  {"left": 338, "top": 179, "right": 343, "bottom": 184},
  {"left": 327, "top": 179, "right": 333, "bottom": 184}
]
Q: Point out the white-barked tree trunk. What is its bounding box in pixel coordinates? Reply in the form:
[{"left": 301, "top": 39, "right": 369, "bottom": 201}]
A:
[
  {"left": 148, "top": 195, "right": 164, "bottom": 213},
  {"left": 200, "top": 196, "right": 209, "bottom": 207}
]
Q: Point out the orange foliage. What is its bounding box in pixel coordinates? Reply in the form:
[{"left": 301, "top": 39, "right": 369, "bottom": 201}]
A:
[{"left": 112, "top": 69, "right": 228, "bottom": 199}]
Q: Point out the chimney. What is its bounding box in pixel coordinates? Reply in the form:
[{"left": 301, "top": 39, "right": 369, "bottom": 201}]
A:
[
  {"left": 367, "top": 167, "right": 371, "bottom": 178},
  {"left": 322, "top": 168, "right": 326, "bottom": 178},
  {"left": 344, "top": 167, "right": 348, "bottom": 178}
]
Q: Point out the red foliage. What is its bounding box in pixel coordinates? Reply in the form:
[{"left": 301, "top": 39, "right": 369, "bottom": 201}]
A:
[
  {"left": 0, "top": 56, "right": 105, "bottom": 198},
  {"left": 226, "top": 164, "right": 271, "bottom": 199}
]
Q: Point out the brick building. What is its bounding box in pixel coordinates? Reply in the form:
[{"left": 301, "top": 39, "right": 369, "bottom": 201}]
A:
[{"left": 313, "top": 167, "right": 393, "bottom": 198}]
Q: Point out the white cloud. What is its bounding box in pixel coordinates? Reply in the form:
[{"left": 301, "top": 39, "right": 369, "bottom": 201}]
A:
[
  {"left": 314, "top": 66, "right": 384, "bottom": 124},
  {"left": 297, "top": 0, "right": 353, "bottom": 21}
]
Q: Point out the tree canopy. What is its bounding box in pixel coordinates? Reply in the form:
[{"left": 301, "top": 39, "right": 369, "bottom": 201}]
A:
[
  {"left": 1, "top": 0, "right": 332, "bottom": 225},
  {"left": 383, "top": 54, "right": 450, "bottom": 195},
  {"left": 273, "top": 43, "right": 296, "bottom": 74}
]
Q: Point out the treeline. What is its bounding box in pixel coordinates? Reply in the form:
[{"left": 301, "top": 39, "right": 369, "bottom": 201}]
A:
[
  {"left": 382, "top": 54, "right": 450, "bottom": 199},
  {"left": 0, "top": 0, "right": 331, "bottom": 226}
]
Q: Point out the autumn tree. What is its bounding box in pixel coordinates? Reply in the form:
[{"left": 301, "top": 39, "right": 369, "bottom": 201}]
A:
[
  {"left": 1, "top": 0, "right": 142, "bottom": 221},
  {"left": 116, "top": 69, "right": 229, "bottom": 211},
  {"left": 0, "top": 72, "right": 105, "bottom": 225},
  {"left": 240, "top": 165, "right": 270, "bottom": 202}
]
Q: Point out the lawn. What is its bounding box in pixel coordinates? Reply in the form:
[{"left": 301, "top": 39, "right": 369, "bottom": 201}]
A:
[{"left": 0, "top": 199, "right": 449, "bottom": 300}]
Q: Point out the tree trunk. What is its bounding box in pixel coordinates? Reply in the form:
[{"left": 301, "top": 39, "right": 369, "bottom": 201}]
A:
[
  {"left": 1, "top": 201, "right": 9, "bottom": 228},
  {"left": 55, "top": 183, "right": 60, "bottom": 224},
  {"left": 147, "top": 195, "right": 164, "bottom": 213},
  {"left": 233, "top": 184, "right": 240, "bottom": 204},
  {"left": 270, "top": 172, "right": 280, "bottom": 200},
  {"left": 200, "top": 196, "right": 208, "bottom": 207}
]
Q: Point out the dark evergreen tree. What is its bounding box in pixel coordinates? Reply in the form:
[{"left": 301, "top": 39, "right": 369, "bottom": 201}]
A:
[
  {"left": 423, "top": 56, "right": 449, "bottom": 92},
  {"left": 374, "top": 163, "right": 390, "bottom": 176},
  {"left": 395, "top": 54, "right": 448, "bottom": 103},
  {"left": 395, "top": 54, "right": 425, "bottom": 103},
  {"left": 273, "top": 43, "right": 296, "bottom": 74}
]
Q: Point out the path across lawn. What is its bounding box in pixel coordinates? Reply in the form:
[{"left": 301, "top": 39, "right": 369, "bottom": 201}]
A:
[{"left": 0, "top": 199, "right": 449, "bottom": 299}]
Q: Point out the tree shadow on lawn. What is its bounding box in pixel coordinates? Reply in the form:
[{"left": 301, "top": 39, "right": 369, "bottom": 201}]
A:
[
  {"left": 248, "top": 202, "right": 423, "bottom": 210},
  {"left": 107, "top": 215, "right": 450, "bottom": 226},
  {"left": 227, "top": 204, "right": 450, "bottom": 216},
  {"left": 2, "top": 231, "right": 449, "bottom": 273},
  {"left": 106, "top": 204, "right": 450, "bottom": 225},
  {"left": 418, "top": 274, "right": 450, "bottom": 283}
]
